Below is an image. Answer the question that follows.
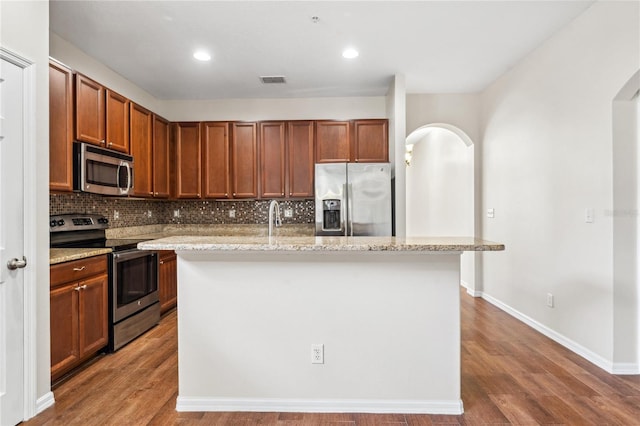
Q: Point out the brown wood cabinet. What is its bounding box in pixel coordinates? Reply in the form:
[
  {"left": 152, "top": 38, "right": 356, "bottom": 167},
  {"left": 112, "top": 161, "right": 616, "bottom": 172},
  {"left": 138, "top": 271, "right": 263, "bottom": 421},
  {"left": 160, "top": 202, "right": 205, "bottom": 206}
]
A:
[
  {"left": 173, "top": 122, "right": 202, "bottom": 198},
  {"left": 50, "top": 255, "right": 108, "bottom": 381},
  {"left": 287, "top": 121, "right": 315, "bottom": 198},
  {"left": 152, "top": 115, "right": 171, "bottom": 198},
  {"left": 259, "top": 122, "right": 286, "bottom": 198},
  {"left": 315, "top": 121, "right": 350, "bottom": 163},
  {"left": 352, "top": 119, "right": 388, "bottom": 163},
  {"left": 105, "top": 90, "right": 130, "bottom": 153},
  {"left": 231, "top": 122, "right": 258, "bottom": 198},
  {"left": 158, "top": 251, "right": 177, "bottom": 314},
  {"left": 130, "top": 103, "right": 153, "bottom": 197},
  {"left": 202, "top": 122, "right": 231, "bottom": 199},
  {"left": 75, "top": 73, "right": 105, "bottom": 147},
  {"left": 49, "top": 60, "right": 74, "bottom": 192}
]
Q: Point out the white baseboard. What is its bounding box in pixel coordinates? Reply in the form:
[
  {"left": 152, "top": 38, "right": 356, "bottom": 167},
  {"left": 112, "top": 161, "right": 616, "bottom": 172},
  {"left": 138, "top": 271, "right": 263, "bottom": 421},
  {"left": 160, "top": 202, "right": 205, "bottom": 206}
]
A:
[
  {"left": 176, "top": 397, "right": 464, "bottom": 415},
  {"left": 479, "top": 292, "right": 640, "bottom": 375},
  {"left": 35, "top": 391, "right": 55, "bottom": 414},
  {"left": 460, "top": 281, "right": 482, "bottom": 298}
]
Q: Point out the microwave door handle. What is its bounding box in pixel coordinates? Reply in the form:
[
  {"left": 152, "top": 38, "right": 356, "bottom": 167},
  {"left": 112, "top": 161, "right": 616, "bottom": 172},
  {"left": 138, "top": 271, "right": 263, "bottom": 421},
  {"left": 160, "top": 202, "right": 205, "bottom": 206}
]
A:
[{"left": 119, "top": 161, "right": 132, "bottom": 195}]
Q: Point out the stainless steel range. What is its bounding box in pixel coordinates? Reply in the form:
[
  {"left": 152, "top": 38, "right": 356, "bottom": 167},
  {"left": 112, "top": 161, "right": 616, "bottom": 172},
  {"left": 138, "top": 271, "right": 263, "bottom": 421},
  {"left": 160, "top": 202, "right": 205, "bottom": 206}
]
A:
[{"left": 50, "top": 213, "right": 160, "bottom": 351}]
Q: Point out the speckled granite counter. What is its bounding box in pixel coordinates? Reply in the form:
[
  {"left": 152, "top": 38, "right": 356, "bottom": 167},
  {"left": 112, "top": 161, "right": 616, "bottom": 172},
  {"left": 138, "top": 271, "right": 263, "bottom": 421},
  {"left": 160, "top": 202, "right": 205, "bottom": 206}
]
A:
[
  {"left": 106, "top": 223, "right": 315, "bottom": 240},
  {"left": 138, "top": 235, "right": 504, "bottom": 252},
  {"left": 50, "top": 248, "right": 112, "bottom": 265}
]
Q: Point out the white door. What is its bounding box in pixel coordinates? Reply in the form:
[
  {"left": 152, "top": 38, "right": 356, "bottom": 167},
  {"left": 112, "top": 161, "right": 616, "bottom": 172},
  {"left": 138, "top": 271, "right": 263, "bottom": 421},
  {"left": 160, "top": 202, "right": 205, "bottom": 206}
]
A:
[{"left": 0, "top": 56, "right": 26, "bottom": 426}]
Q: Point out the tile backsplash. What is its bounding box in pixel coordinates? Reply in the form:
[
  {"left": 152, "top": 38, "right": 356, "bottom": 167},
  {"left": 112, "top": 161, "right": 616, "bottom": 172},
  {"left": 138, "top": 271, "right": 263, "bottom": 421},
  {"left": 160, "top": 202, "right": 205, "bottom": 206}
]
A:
[{"left": 50, "top": 193, "right": 315, "bottom": 228}]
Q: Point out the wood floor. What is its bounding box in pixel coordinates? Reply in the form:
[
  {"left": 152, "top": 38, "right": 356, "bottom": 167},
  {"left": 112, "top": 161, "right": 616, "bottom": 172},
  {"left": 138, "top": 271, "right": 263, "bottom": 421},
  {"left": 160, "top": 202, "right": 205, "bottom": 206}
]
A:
[{"left": 25, "top": 290, "right": 640, "bottom": 425}]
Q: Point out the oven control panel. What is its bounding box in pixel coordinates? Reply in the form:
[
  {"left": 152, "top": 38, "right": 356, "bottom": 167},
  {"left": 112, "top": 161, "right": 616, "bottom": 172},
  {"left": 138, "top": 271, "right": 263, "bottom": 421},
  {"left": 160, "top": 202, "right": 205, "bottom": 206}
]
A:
[{"left": 49, "top": 214, "right": 109, "bottom": 232}]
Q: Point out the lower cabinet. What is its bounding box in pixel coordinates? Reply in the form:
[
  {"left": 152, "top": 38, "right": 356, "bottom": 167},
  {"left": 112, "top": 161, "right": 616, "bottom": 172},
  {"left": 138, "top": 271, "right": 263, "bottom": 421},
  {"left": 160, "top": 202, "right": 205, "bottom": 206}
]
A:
[
  {"left": 158, "top": 251, "right": 177, "bottom": 314},
  {"left": 50, "top": 255, "right": 108, "bottom": 381}
]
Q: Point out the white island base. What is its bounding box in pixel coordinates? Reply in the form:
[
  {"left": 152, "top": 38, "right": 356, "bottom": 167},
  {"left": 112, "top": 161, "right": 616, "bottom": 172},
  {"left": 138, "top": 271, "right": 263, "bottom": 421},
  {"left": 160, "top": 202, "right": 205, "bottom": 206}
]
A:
[{"left": 174, "top": 250, "right": 463, "bottom": 415}]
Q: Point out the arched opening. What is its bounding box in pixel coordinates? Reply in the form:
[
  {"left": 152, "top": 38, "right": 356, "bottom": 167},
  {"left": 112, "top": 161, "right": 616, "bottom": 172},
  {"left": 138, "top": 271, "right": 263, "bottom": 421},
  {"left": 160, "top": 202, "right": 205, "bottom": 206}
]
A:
[{"left": 405, "top": 124, "right": 476, "bottom": 292}]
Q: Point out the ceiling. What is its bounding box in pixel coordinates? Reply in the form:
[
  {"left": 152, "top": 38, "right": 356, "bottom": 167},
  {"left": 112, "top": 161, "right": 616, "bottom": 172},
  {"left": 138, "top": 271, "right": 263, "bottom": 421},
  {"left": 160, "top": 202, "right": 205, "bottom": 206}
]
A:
[{"left": 49, "top": 1, "right": 594, "bottom": 100}]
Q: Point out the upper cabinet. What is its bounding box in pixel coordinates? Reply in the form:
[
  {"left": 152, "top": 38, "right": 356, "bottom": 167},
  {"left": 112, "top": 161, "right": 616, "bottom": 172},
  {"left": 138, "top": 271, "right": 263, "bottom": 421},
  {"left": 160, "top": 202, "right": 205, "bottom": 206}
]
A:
[
  {"left": 75, "top": 73, "right": 105, "bottom": 147},
  {"left": 287, "top": 121, "right": 315, "bottom": 198},
  {"left": 316, "top": 119, "right": 388, "bottom": 164},
  {"left": 259, "top": 122, "right": 286, "bottom": 198},
  {"left": 315, "top": 121, "right": 350, "bottom": 163},
  {"left": 105, "top": 90, "right": 130, "bottom": 153},
  {"left": 75, "top": 73, "right": 132, "bottom": 154},
  {"left": 173, "top": 122, "right": 202, "bottom": 199},
  {"left": 129, "top": 103, "right": 153, "bottom": 198},
  {"left": 202, "top": 122, "right": 231, "bottom": 199},
  {"left": 231, "top": 122, "right": 258, "bottom": 198},
  {"left": 152, "top": 115, "right": 171, "bottom": 198},
  {"left": 49, "top": 60, "right": 74, "bottom": 192},
  {"left": 352, "top": 119, "right": 388, "bottom": 163}
]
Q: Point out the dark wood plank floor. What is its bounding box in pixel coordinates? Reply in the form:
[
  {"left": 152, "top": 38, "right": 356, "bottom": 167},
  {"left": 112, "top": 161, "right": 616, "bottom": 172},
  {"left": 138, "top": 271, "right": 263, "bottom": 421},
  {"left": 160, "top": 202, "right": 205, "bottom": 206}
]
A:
[{"left": 25, "top": 290, "right": 640, "bottom": 425}]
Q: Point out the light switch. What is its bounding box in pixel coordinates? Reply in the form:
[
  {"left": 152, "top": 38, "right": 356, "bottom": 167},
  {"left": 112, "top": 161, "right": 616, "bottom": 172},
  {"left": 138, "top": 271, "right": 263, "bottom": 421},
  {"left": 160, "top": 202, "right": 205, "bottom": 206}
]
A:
[{"left": 487, "top": 208, "right": 495, "bottom": 219}]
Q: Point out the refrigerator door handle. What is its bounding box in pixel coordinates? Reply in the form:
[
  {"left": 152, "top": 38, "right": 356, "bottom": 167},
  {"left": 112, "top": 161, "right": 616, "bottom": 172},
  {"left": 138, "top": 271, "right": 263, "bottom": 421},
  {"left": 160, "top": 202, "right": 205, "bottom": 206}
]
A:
[{"left": 347, "top": 183, "right": 354, "bottom": 236}]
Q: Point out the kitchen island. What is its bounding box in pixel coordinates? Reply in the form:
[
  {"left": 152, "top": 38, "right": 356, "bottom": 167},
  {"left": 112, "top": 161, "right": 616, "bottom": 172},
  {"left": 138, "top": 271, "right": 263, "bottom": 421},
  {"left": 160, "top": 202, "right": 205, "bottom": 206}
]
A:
[{"left": 138, "top": 236, "right": 503, "bottom": 415}]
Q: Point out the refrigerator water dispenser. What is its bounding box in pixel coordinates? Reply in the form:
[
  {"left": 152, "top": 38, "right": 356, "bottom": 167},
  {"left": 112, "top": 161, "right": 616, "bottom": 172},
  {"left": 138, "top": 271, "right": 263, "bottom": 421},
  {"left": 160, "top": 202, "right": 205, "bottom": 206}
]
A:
[{"left": 322, "top": 199, "right": 341, "bottom": 231}]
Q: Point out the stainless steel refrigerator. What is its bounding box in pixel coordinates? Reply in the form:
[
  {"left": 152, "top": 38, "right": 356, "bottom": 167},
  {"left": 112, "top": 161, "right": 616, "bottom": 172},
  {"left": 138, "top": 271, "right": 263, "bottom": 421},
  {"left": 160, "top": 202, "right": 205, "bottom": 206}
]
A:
[{"left": 315, "top": 163, "right": 392, "bottom": 236}]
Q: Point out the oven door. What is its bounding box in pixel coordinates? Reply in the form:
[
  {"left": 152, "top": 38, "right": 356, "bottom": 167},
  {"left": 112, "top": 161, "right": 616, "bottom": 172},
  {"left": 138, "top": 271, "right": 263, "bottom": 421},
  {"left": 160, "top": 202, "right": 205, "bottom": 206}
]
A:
[{"left": 111, "top": 249, "right": 159, "bottom": 323}]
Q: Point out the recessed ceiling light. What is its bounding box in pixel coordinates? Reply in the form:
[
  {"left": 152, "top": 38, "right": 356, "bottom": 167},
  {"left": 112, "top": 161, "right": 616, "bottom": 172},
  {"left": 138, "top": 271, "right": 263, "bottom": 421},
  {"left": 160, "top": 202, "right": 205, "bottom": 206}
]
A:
[
  {"left": 342, "top": 48, "right": 359, "bottom": 59},
  {"left": 193, "top": 50, "right": 211, "bottom": 61}
]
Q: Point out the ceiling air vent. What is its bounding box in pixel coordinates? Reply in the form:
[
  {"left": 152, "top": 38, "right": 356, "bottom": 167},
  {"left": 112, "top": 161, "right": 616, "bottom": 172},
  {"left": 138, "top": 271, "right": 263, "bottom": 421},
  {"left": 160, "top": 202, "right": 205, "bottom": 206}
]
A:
[{"left": 260, "top": 76, "right": 286, "bottom": 84}]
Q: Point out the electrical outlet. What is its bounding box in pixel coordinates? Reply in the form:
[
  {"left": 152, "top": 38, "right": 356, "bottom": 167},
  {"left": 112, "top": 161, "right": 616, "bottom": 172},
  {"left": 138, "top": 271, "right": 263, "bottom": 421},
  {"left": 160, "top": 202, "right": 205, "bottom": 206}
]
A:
[
  {"left": 173, "top": 209, "right": 180, "bottom": 218},
  {"left": 284, "top": 208, "right": 293, "bottom": 218},
  {"left": 311, "top": 344, "right": 324, "bottom": 364},
  {"left": 487, "top": 208, "right": 495, "bottom": 218},
  {"left": 229, "top": 209, "right": 236, "bottom": 218},
  {"left": 113, "top": 210, "right": 119, "bottom": 220},
  {"left": 547, "top": 293, "right": 554, "bottom": 308},
  {"left": 147, "top": 210, "right": 152, "bottom": 218}
]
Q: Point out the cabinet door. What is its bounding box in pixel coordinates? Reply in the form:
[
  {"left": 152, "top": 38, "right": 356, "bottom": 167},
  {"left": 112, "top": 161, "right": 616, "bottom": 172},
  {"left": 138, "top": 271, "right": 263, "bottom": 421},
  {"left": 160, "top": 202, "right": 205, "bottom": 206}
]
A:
[
  {"left": 174, "top": 122, "right": 202, "bottom": 198},
  {"left": 50, "top": 283, "right": 80, "bottom": 380},
  {"left": 130, "top": 103, "right": 154, "bottom": 197},
  {"left": 159, "top": 251, "right": 177, "bottom": 314},
  {"left": 75, "top": 73, "right": 105, "bottom": 146},
  {"left": 231, "top": 122, "right": 258, "bottom": 198},
  {"left": 260, "top": 122, "right": 286, "bottom": 198},
  {"left": 49, "top": 61, "right": 74, "bottom": 192},
  {"left": 315, "top": 121, "right": 350, "bottom": 163},
  {"left": 287, "top": 121, "right": 315, "bottom": 198},
  {"left": 105, "top": 90, "right": 130, "bottom": 153},
  {"left": 78, "top": 274, "right": 109, "bottom": 358},
  {"left": 202, "top": 122, "right": 231, "bottom": 199},
  {"left": 352, "top": 119, "right": 388, "bottom": 163},
  {"left": 152, "top": 115, "right": 171, "bottom": 198}
]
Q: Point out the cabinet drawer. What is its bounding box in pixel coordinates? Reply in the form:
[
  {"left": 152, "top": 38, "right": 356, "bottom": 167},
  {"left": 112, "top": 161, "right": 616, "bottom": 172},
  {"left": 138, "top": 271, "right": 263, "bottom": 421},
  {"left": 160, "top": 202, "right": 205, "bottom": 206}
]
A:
[{"left": 51, "top": 255, "right": 108, "bottom": 287}]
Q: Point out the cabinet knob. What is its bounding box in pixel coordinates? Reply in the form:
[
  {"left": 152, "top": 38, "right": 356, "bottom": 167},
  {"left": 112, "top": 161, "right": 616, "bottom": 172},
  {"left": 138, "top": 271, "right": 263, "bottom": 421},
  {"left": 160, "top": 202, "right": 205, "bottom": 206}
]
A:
[
  {"left": 159, "top": 260, "right": 164, "bottom": 264},
  {"left": 154, "top": 192, "right": 158, "bottom": 195},
  {"left": 149, "top": 191, "right": 153, "bottom": 195},
  {"left": 108, "top": 141, "right": 113, "bottom": 146}
]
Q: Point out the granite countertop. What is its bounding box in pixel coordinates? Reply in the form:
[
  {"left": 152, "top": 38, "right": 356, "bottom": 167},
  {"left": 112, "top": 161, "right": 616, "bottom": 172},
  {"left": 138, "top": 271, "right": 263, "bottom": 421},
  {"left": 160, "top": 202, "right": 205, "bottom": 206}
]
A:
[
  {"left": 50, "top": 248, "right": 112, "bottom": 265},
  {"left": 138, "top": 236, "right": 504, "bottom": 252}
]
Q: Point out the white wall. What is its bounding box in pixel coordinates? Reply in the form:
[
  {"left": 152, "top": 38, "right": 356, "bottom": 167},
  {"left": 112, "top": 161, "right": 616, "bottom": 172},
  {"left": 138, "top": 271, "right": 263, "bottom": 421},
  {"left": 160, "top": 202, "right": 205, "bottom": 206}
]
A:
[
  {"left": 1, "top": 0, "right": 51, "bottom": 414},
  {"left": 480, "top": 1, "right": 640, "bottom": 370}
]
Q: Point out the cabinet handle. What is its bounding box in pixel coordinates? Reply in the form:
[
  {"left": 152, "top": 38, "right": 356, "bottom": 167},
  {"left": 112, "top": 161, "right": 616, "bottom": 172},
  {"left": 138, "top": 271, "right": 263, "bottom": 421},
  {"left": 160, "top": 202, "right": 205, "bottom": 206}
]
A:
[
  {"left": 80, "top": 284, "right": 87, "bottom": 290},
  {"left": 149, "top": 191, "right": 153, "bottom": 195},
  {"left": 73, "top": 266, "right": 86, "bottom": 271},
  {"left": 159, "top": 260, "right": 164, "bottom": 264},
  {"left": 108, "top": 142, "right": 113, "bottom": 146},
  {"left": 100, "top": 139, "right": 105, "bottom": 145},
  {"left": 74, "top": 286, "right": 81, "bottom": 291}
]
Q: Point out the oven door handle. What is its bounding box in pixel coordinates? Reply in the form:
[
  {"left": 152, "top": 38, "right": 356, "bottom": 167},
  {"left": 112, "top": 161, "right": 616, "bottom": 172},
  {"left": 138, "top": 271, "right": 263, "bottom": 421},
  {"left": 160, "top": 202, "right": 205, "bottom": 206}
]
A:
[{"left": 112, "top": 249, "right": 156, "bottom": 261}]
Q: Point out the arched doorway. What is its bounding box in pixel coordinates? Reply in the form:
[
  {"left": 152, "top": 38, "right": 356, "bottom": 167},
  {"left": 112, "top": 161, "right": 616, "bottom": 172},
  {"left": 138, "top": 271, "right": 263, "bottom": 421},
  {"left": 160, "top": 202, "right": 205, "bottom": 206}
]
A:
[{"left": 405, "top": 124, "right": 476, "bottom": 293}]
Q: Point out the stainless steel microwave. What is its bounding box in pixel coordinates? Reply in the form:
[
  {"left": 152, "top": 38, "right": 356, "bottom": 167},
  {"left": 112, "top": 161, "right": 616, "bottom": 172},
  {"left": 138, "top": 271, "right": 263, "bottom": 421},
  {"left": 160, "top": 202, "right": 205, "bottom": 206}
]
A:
[{"left": 74, "top": 142, "right": 134, "bottom": 196}]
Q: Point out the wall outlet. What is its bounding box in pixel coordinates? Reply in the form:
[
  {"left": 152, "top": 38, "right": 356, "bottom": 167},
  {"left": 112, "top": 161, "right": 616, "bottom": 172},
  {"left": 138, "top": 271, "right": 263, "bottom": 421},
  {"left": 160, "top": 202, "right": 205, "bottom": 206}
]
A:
[
  {"left": 229, "top": 209, "right": 236, "bottom": 218},
  {"left": 585, "top": 208, "right": 594, "bottom": 223},
  {"left": 113, "top": 210, "right": 119, "bottom": 220},
  {"left": 147, "top": 210, "right": 152, "bottom": 218},
  {"left": 311, "top": 344, "right": 324, "bottom": 364},
  {"left": 547, "top": 293, "right": 554, "bottom": 308},
  {"left": 284, "top": 208, "right": 293, "bottom": 218},
  {"left": 487, "top": 208, "right": 495, "bottom": 218},
  {"left": 173, "top": 209, "right": 180, "bottom": 218}
]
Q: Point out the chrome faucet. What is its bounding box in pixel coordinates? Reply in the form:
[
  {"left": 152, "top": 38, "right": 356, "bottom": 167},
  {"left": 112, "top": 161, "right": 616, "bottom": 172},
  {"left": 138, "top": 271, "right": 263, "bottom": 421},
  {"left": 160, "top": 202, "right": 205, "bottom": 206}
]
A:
[{"left": 268, "top": 199, "right": 282, "bottom": 238}]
